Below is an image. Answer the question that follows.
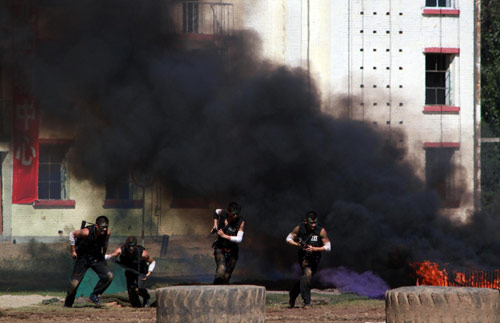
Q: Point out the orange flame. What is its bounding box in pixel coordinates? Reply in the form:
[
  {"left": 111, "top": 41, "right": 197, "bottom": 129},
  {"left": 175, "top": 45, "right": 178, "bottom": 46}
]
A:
[{"left": 411, "top": 261, "right": 500, "bottom": 289}]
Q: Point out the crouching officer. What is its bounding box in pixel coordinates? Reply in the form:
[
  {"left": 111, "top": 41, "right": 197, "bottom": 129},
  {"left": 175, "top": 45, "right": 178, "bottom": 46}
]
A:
[
  {"left": 64, "top": 215, "right": 113, "bottom": 307},
  {"left": 211, "top": 201, "right": 245, "bottom": 284},
  {"left": 106, "top": 236, "right": 156, "bottom": 307},
  {"left": 286, "top": 211, "right": 331, "bottom": 309}
]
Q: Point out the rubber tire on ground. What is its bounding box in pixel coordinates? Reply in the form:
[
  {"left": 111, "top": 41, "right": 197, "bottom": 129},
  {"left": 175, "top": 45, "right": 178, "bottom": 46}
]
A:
[
  {"left": 156, "top": 285, "right": 266, "bottom": 323},
  {"left": 386, "top": 286, "right": 500, "bottom": 323}
]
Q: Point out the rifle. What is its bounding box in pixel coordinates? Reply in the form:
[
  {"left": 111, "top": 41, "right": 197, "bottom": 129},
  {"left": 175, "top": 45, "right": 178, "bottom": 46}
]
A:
[
  {"left": 80, "top": 220, "right": 96, "bottom": 229},
  {"left": 295, "top": 233, "right": 314, "bottom": 250},
  {"left": 207, "top": 227, "right": 217, "bottom": 238},
  {"left": 111, "top": 259, "right": 143, "bottom": 276}
]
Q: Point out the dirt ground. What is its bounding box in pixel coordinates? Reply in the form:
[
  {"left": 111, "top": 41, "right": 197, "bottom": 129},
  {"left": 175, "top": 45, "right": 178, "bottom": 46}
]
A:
[
  {"left": 0, "top": 241, "right": 386, "bottom": 322},
  {"left": 0, "top": 293, "right": 386, "bottom": 323},
  {"left": 268, "top": 302, "right": 385, "bottom": 323}
]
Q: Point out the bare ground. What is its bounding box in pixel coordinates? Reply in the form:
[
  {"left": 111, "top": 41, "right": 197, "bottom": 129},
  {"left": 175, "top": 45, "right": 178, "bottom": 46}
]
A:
[
  {"left": 0, "top": 241, "right": 386, "bottom": 322},
  {"left": 0, "top": 292, "right": 386, "bottom": 323}
]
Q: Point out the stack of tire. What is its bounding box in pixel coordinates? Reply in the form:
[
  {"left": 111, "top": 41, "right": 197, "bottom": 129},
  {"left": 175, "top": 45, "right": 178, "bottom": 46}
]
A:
[
  {"left": 156, "top": 285, "right": 266, "bottom": 323},
  {"left": 386, "top": 286, "right": 500, "bottom": 323}
]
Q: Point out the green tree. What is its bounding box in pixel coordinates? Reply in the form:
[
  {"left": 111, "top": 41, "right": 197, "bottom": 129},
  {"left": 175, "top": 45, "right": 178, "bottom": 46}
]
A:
[
  {"left": 481, "top": 0, "right": 500, "bottom": 208},
  {"left": 482, "top": 0, "right": 500, "bottom": 134}
]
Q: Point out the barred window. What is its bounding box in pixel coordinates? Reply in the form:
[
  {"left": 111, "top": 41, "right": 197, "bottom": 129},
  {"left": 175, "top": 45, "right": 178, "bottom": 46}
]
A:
[
  {"left": 425, "top": 148, "right": 457, "bottom": 205},
  {"left": 182, "top": 0, "right": 199, "bottom": 33}
]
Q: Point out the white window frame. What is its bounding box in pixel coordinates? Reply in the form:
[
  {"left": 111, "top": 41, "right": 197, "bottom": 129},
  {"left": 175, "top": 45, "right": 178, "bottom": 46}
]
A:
[
  {"left": 425, "top": 0, "right": 453, "bottom": 8},
  {"left": 425, "top": 53, "right": 454, "bottom": 106}
]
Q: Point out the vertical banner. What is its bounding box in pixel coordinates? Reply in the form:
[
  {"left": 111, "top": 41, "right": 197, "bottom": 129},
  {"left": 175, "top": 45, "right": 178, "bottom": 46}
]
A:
[{"left": 12, "top": 88, "right": 39, "bottom": 204}]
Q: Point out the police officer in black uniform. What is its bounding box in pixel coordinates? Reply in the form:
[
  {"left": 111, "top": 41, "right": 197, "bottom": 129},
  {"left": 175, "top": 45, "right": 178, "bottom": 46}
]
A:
[
  {"left": 64, "top": 215, "right": 113, "bottom": 307},
  {"left": 286, "top": 211, "right": 331, "bottom": 309},
  {"left": 106, "top": 236, "right": 156, "bottom": 307},
  {"left": 211, "top": 201, "right": 245, "bottom": 284}
]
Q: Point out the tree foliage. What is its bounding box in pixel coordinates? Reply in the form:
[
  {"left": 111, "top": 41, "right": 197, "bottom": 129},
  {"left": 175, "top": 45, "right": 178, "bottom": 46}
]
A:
[
  {"left": 481, "top": 1, "right": 500, "bottom": 208},
  {"left": 482, "top": 0, "right": 500, "bottom": 134}
]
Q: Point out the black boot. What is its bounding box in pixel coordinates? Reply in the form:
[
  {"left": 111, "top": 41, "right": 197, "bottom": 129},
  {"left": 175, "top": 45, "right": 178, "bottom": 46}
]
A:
[{"left": 288, "top": 290, "right": 296, "bottom": 308}]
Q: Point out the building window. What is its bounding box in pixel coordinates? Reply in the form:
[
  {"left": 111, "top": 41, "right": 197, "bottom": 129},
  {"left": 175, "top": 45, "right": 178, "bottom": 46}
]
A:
[
  {"left": 104, "top": 174, "right": 143, "bottom": 208},
  {"left": 425, "top": 148, "right": 457, "bottom": 206},
  {"left": 425, "top": 0, "right": 453, "bottom": 8},
  {"left": 38, "top": 144, "right": 68, "bottom": 200},
  {"left": 182, "top": 0, "right": 199, "bottom": 33},
  {"left": 105, "top": 174, "right": 133, "bottom": 200},
  {"left": 425, "top": 54, "right": 453, "bottom": 105}
]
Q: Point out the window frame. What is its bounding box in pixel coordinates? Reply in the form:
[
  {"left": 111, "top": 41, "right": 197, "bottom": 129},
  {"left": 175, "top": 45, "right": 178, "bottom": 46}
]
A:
[
  {"left": 425, "top": 53, "right": 453, "bottom": 106},
  {"left": 182, "top": 0, "right": 199, "bottom": 33},
  {"left": 103, "top": 174, "right": 143, "bottom": 209},
  {"left": 34, "top": 139, "right": 75, "bottom": 209},
  {"left": 37, "top": 142, "right": 70, "bottom": 200},
  {"left": 425, "top": 0, "right": 454, "bottom": 9}
]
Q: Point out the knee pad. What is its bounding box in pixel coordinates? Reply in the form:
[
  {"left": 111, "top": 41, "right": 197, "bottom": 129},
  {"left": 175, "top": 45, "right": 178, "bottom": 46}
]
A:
[
  {"left": 216, "top": 270, "right": 226, "bottom": 280},
  {"left": 68, "top": 279, "right": 79, "bottom": 292},
  {"left": 217, "top": 264, "right": 226, "bottom": 273},
  {"left": 106, "top": 272, "right": 114, "bottom": 281}
]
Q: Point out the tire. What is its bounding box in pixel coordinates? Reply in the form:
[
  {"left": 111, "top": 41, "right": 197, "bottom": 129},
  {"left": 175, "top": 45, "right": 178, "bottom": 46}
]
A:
[
  {"left": 385, "top": 286, "right": 500, "bottom": 323},
  {"left": 156, "top": 285, "right": 266, "bottom": 323}
]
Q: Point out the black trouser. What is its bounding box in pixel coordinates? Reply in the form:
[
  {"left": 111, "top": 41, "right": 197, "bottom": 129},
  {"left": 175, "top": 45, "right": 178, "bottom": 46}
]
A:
[
  {"left": 289, "top": 255, "right": 319, "bottom": 306},
  {"left": 64, "top": 257, "right": 114, "bottom": 307},
  {"left": 125, "top": 271, "right": 150, "bottom": 307},
  {"left": 213, "top": 247, "right": 238, "bottom": 285}
]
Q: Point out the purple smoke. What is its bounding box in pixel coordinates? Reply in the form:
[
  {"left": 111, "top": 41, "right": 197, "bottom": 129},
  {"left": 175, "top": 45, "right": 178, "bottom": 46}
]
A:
[{"left": 317, "top": 266, "right": 389, "bottom": 299}]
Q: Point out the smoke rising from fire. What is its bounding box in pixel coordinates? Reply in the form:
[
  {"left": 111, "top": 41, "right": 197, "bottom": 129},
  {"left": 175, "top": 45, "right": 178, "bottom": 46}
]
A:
[{"left": 5, "top": 0, "right": 500, "bottom": 288}]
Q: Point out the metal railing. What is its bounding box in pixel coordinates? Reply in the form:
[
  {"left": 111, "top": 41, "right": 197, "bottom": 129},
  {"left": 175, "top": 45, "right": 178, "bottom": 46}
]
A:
[
  {"left": 172, "top": 1, "right": 233, "bottom": 36},
  {"left": 417, "top": 268, "right": 500, "bottom": 290}
]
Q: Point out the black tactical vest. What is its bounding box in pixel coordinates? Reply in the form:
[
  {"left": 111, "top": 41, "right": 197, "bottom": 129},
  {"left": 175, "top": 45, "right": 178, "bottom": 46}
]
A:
[
  {"left": 214, "top": 210, "right": 244, "bottom": 250},
  {"left": 297, "top": 222, "right": 324, "bottom": 259},
  {"left": 75, "top": 225, "right": 107, "bottom": 260},
  {"left": 119, "top": 245, "right": 147, "bottom": 274}
]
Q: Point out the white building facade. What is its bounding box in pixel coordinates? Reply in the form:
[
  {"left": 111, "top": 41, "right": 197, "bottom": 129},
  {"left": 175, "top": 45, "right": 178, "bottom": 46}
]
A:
[{"left": 240, "top": 0, "right": 478, "bottom": 220}]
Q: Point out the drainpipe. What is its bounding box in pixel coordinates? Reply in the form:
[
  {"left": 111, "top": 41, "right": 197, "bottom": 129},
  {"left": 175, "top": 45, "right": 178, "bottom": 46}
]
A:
[
  {"left": 473, "top": 0, "right": 481, "bottom": 212},
  {"left": 306, "top": 0, "right": 311, "bottom": 94}
]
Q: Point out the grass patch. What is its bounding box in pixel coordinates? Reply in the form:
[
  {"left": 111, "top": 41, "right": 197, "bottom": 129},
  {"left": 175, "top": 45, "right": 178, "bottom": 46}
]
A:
[
  {"left": 0, "top": 291, "right": 66, "bottom": 297},
  {"left": 266, "top": 292, "right": 380, "bottom": 308},
  {"left": 1, "top": 291, "right": 157, "bottom": 313}
]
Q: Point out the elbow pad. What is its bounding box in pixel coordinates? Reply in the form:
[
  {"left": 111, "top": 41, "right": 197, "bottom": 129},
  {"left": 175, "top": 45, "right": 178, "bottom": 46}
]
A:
[
  {"left": 229, "top": 231, "right": 244, "bottom": 243},
  {"left": 69, "top": 232, "right": 76, "bottom": 246},
  {"left": 286, "top": 233, "right": 294, "bottom": 243},
  {"left": 213, "top": 209, "right": 223, "bottom": 219},
  {"left": 324, "top": 242, "right": 331, "bottom": 252},
  {"left": 105, "top": 254, "right": 111, "bottom": 260},
  {"left": 148, "top": 260, "right": 156, "bottom": 273}
]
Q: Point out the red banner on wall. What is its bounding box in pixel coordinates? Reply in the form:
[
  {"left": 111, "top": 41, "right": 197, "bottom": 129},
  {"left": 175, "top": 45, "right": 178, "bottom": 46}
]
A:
[{"left": 12, "top": 90, "right": 39, "bottom": 204}]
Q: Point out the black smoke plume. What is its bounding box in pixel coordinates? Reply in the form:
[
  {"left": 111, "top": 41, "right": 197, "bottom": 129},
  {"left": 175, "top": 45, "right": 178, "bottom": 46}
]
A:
[{"left": 5, "top": 0, "right": 500, "bottom": 288}]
